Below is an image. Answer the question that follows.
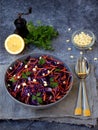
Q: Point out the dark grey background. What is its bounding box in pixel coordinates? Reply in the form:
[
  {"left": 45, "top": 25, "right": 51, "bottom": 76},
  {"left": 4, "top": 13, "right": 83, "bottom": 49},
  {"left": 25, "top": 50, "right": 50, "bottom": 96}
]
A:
[{"left": 0, "top": 0, "right": 98, "bottom": 129}]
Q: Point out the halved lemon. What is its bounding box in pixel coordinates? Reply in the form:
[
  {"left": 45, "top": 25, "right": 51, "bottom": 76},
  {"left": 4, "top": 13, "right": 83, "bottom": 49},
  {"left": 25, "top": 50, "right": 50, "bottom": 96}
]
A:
[{"left": 5, "top": 34, "right": 25, "bottom": 54}]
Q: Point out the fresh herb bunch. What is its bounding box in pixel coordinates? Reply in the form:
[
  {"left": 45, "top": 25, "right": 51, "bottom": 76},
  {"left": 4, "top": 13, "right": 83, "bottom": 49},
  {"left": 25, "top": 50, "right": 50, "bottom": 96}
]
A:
[{"left": 24, "top": 21, "right": 59, "bottom": 50}]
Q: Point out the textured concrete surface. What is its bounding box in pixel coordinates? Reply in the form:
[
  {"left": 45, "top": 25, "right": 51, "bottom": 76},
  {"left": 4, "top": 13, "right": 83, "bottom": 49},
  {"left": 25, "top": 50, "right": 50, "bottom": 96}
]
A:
[
  {"left": 0, "top": 0, "right": 98, "bottom": 129},
  {"left": 0, "top": 120, "right": 98, "bottom": 130}
]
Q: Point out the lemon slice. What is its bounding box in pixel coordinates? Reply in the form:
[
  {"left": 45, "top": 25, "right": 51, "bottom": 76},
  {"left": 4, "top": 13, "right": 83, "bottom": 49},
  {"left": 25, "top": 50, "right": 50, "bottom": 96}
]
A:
[{"left": 5, "top": 34, "right": 25, "bottom": 54}]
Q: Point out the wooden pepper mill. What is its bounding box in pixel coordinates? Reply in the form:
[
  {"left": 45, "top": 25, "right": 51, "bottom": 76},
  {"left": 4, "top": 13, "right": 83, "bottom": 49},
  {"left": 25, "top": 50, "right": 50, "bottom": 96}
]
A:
[{"left": 14, "top": 7, "right": 32, "bottom": 38}]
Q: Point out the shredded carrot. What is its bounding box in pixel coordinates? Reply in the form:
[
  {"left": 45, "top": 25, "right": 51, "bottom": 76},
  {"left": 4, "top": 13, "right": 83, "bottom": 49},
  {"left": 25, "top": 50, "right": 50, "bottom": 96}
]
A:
[{"left": 5, "top": 55, "right": 73, "bottom": 105}]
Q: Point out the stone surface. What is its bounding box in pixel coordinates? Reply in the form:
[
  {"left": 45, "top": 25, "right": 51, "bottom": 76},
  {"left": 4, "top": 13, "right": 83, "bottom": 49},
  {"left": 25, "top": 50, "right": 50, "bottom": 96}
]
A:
[{"left": 0, "top": 0, "right": 98, "bottom": 129}]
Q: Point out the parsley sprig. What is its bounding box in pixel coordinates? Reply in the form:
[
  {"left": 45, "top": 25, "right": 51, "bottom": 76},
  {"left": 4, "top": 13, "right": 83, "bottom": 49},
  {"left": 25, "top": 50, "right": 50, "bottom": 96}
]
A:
[
  {"left": 32, "top": 92, "right": 43, "bottom": 104},
  {"left": 38, "top": 57, "right": 46, "bottom": 65},
  {"left": 9, "top": 77, "right": 17, "bottom": 83},
  {"left": 24, "top": 21, "right": 59, "bottom": 50},
  {"left": 49, "top": 77, "right": 58, "bottom": 88},
  {"left": 22, "top": 71, "right": 31, "bottom": 79}
]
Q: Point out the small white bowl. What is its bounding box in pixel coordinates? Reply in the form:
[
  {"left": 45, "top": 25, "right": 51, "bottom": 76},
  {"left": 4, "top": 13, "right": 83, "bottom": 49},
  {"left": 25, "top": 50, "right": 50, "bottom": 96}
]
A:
[{"left": 72, "top": 29, "right": 96, "bottom": 50}]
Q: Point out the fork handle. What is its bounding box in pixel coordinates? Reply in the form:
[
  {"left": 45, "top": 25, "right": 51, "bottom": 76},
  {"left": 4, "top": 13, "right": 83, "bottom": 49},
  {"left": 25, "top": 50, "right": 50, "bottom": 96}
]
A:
[
  {"left": 82, "top": 79, "right": 91, "bottom": 116},
  {"left": 74, "top": 81, "right": 82, "bottom": 115}
]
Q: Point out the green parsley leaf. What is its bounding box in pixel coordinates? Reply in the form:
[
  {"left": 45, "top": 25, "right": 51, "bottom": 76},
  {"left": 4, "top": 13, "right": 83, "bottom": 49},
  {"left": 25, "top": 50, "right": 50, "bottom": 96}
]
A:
[
  {"left": 21, "top": 72, "right": 28, "bottom": 79},
  {"left": 54, "top": 68, "right": 61, "bottom": 72},
  {"left": 49, "top": 77, "right": 54, "bottom": 82},
  {"left": 37, "top": 97, "right": 43, "bottom": 104},
  {"left": 22, "top": 71, "right": 31, "bottom": 79},
  {"left": 32, "top": 93, "right": 43, "bottom": 104},
  {"left": 36, "top": 92, "right": 41, "bottom": 97},
  {"left": 50, "top": 82, "right": 58, "bottom": 88},
  {"left": 9, "top": 77, "right": 16, "bottom": 83},
  {"left": 26, "top": 71, "right": 31, "bottom": 76},
  {"left": 32, "top": 95, "right": 36, "bottom": 100},
  {"left": 38, "top": 58, "right": 46, "bottom": 65},
  {"left": 49, "top": 77, "right": 58, "bottom": 88}
]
